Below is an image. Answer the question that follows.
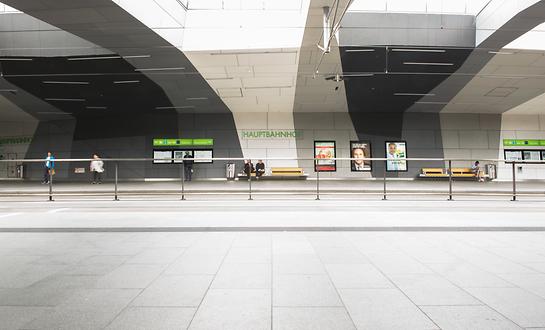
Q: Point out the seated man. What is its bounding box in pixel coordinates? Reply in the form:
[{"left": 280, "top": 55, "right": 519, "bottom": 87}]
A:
[
  {"left": 243, "top": 159, "right": 254, "bottom": 179},
  {"left": 471, "top": 161, "right": 485, "bottom": 182},
  {"left": 255, "top": 160, "right": 265, "bottom": 178}
]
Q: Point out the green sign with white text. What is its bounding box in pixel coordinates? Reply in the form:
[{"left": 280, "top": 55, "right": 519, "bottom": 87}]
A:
[
  {"left": 0, "top": 136, "right": 33, "bottom": 145},
  {"left": 503, "top": 139, "right": 545, "bottom": 147},
  {"left": 153, "top": 138, "right": 214, "bottom": 147}
]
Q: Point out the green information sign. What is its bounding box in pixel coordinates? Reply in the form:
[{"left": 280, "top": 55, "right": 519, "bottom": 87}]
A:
[
  {"left": 153, "top": 138, "right": 214, "bottom": 147},
  {"left": 0, "top": 136, "right": 33, "bottom": 145},
  {"left": 503, "top": 139, "right": 545, "bottom": 147}
]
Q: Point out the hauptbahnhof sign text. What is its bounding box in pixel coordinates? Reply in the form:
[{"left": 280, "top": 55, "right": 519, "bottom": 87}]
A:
[{"left": 241, "top": 130, "right": 302, "bottom": 139}]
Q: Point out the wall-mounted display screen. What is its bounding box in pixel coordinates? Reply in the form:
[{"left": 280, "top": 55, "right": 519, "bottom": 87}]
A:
[
  {"left": 194, "top": 150, "right": 213, "bottom": 164},
  {"left": 504, "top": 150, "right": 523, "bottom": 161},
  {"left": 523, "top": 150, "right": 541, "bottom": 161},
  {"left": 314, "top": 141, "right": 336, "bottom": 172},
  {"left": 173, "top": 150, "right": 193, "bottom": 163},
  {"left": 153, "top": 150, "right": 173, "bottom": 164},
  {"left": 350, "top": 141, "right": 372, "bottom": 172},
  {"left": 385, "top": 141, "right": 408, "bottom": 172}
]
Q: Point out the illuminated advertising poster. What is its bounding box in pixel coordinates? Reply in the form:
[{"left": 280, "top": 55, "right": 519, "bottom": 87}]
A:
[
  {"left": 314, "top": 141, "right": 336, "bottom": 172},
  {"left": 385, "top": 141, "right": 407, "bottom": 172},
  {"left": 350, "top": 141, "right": 372, "bottom": 172}
]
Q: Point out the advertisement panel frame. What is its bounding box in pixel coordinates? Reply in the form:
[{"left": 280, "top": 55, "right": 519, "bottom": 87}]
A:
[
  {"left": 314, "top": 140, "right": 337, "bottom": 172},
  {"left": 350, "top": 140, "right": 372, "bottom": 172},
  {"left": 385, "top": 141, "right": 408, "bottom": 172}
]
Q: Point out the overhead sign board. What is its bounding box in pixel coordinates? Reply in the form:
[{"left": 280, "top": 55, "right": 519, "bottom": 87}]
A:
[
  {"left": 153, "top": 138, "right": 214, "bottom": 147},
  {"left": 503, "top": 139, "right": 545, "bottom": 147}
]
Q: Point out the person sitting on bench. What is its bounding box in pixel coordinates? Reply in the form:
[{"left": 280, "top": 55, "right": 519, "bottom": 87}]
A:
[
  {"left": 471, "top": 161, "right": 485, "bottom": 182},
  {"left": 255, "top": 160, "right": 265, "bottom": 178},
  {"left": 243, "top": 159, "right": 254, "bottom": 179}
]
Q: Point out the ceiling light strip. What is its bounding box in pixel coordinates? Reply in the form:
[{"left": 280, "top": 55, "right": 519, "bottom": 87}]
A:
[
  {"left": 345, "top": 49, "right": 375, "bottom": 52},
  {"left": 394, "top": 93, "right": 435, "bottom": 96},
  {"left": 43, "top": 81, "right": 89, "bottom": 85},
  {"left": 186, "top": 97, "right": 208, "bottom": 100},
  {"left": 0, "top": 58, "right": 32, "bottom": 61},
  {"left": 113, "top": 80, "right": 140, "bottom": 84},
  {"left": 37, "top": 112, "right": 73, "bottom": 115},
  {"left": 392, "top": 48, "right": 446, "bottom": 53},
  {"left": 0, "top": 89, "right": 17, "bottom": 92},
  {"left": 403, "top": 62, "right": 454, "bottom": 66},
  {"left": 135, "top": 67, "right": 185, "bottom": 72},
  {"left": 68, "top": 55, "right": 151, "bottom": 61},
  {"left": 488, "top": 51, "right": 514, "bottom": 55},
  {"left": 155, "top": 106, "right": 195, "bottom": 109},
  {"left": 44, "top": 98, "right": 86, "bottom": 102},
  {"left": 86, "top": 106, "right": 108, "bottom": 109}
]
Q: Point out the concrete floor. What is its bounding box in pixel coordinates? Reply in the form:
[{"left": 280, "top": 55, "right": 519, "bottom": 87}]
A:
[
  {"left": 2, "top": 198, "right": 545, "bottom": 329},
  {"left": 1, "top": 231, "right": 545, "bottom": 329}
]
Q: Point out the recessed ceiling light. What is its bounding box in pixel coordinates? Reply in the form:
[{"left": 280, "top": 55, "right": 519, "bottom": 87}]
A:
[
  {"left": 86, "top": 106, "right": 107, "bottom": 109},
  {"left": 155, "top": 105, "right": 196, "bottom": 109},
  {"left": 403, "top": 62, "right": 454, "bottom": 66},
  {"left": 43, "top": 81, "right": 89, "bottom": 85},
  {"left": 113, "top": 80, "right": 140, "bottom": 84},
  {"left": 394, "top": 93, "right": 435, "bottom": 96},
  {"left": 68, "top": 56, "right": 122, "bottom": 61},
  {"left": 44, "top": 98, "right": 86, "bottom": 102},
  {"left": 345, "top": 49, "right": 375, "bottom": 52},
  {"left": 37, "top": 112, "right": 72, "bottom": 115},
  {"left": 186, "top": 97, "right": 208, "bottom": 100},
  {"left": 392, "top": 48, "right": 446, "bottom": 53},
  {"left": 415, "top": 101, "right": 447, "bottom": 104},
  {"left": 488, "top": 51, "right": 514, "bottom": 55},
  {"left": 135, "top": 67, "right": 185, "bottom": 72},
  {"left": 0, "top": 89, "right": 17, "bottom": 93},
  {"left": 0, "top": 58, "right": 32, "bottom": 61}
]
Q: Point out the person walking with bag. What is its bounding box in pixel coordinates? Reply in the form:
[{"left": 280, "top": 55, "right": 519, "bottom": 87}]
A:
[
  {"left": 90, "top": 154, "right": 104, "bottom": 184},
  {"left": 42, "top": 151, "right": 55, "bottom": 184}
]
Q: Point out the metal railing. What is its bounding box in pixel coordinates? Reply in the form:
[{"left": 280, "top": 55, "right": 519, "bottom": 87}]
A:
[{"left": 0, "top": 157, "right": 544, "bottom": 202}]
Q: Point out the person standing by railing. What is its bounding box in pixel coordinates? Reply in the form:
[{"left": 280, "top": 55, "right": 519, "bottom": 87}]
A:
[
  {"left": 42, "top": 151, "right": 55, "bottom": 184},
  {"left": 183, "top": 151, "right": 194, "bottom": 181},
  {"left": 90, "top": 154, "right": 104, "bottom": 184}
]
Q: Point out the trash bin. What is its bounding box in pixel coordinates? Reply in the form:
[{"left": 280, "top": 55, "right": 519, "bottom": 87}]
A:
[
  {"left": 485, "top": 164, "right": 497, "bottom": 180},
  {"left": 226, "top": 163, "right": 235, "bottom": 180},
  {"left": 16, "top": 164, "right": 24, "bottom": 179}
]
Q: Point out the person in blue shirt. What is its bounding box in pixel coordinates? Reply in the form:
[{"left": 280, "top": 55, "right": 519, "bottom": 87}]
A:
[{"left": 43, "top": 151, "right": 55, "bottom": 184}]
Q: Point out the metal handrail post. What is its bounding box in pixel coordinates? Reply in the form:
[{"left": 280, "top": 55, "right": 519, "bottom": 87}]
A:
[
  {"left": 382, "top": 160, "right": 387, "bottom": 200},
  {"left": 248, "top": 159, "right": 253, "bottom": 200},
  {"left": 114, "top": 162, "right": 119, "bottom": 201},
  {"left": 48, "top": 170, "right": 53, "bottom": 202},
  {"left": 181, "top": 161, "right": 186, "bottom": 200},
  {"left": 511, "top": 162, "right": 516, "bottom": 201},
  {"left": 316, "top": 160, "right": 320, "bottom": 200},
  {"left": 448, "top": 160, "right": 453, "bottom": 201}
]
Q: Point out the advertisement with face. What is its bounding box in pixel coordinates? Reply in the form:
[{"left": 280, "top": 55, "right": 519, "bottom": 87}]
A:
[
  {"left": 350, "top": 141, "right": 372, "bottom": 172},
  {"left": 385, "top": 141, "right": 407, "bottom": 172},
  {"left": 314, "top": 141, "right": 336, "bottom": 172}
]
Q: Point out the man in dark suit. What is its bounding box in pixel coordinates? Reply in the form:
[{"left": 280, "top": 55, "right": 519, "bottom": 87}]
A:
[{"left": 183, "top": 151, "right": 194, "bottom": 181}]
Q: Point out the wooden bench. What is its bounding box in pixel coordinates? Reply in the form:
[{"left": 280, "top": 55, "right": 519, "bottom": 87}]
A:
[
  {"left": 451, "top": 168, "right": 476, "bottom": 177},
  {"left": 419, "top": 167, "right": 489, "bottom": 179},
  {"left": 419, "top": 168, "right": 448, "bottom": 178},
  {"left": 236, "top": 167, "right": 308, "bottom": 180},
  {"left": 271, "top": 167, "right": 305, "bottom": 176}
]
